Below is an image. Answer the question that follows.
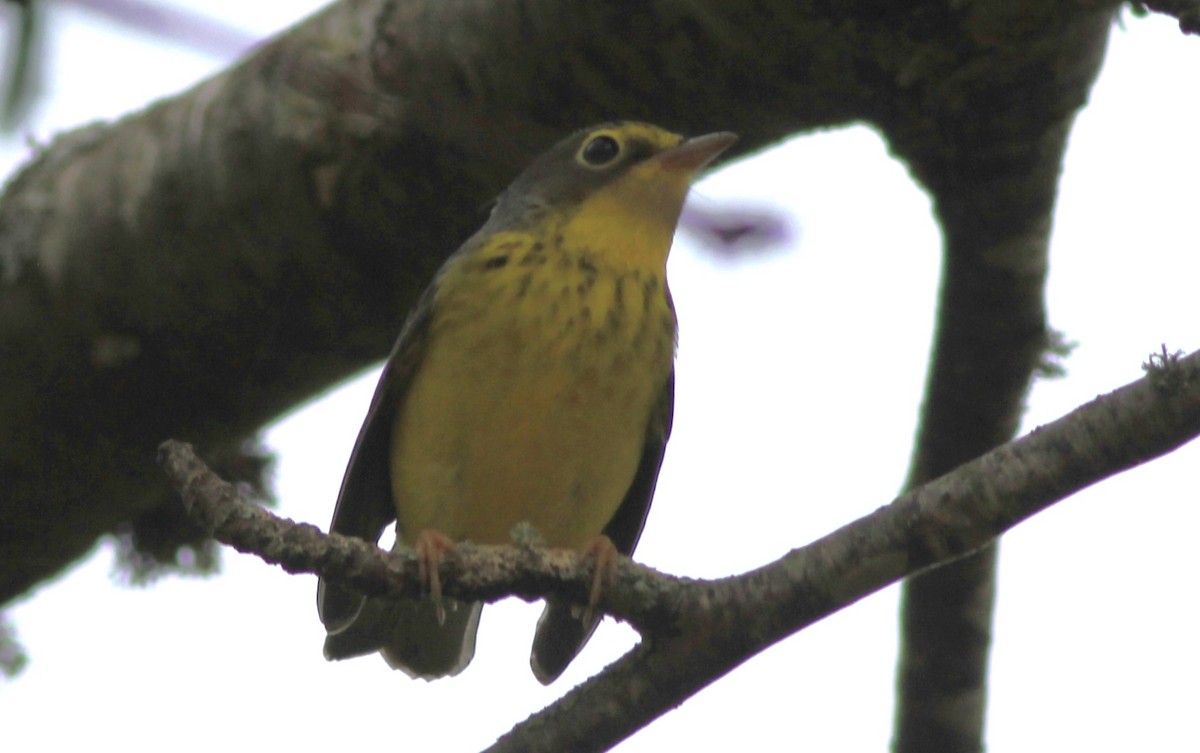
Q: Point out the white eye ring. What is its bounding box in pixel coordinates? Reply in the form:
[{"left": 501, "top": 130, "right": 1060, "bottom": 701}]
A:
[{"left": 578, "top": 134, "right": 622, "bottom": 168}]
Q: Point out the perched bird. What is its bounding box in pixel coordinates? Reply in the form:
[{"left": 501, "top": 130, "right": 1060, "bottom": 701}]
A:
[{"left": 316, "top": 122, "right": 736, "bottom": 684}]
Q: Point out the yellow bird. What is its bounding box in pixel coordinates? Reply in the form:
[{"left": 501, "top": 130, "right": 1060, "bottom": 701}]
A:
[{"left": 316, "top": 122, "right": 735, "bottom": 684}]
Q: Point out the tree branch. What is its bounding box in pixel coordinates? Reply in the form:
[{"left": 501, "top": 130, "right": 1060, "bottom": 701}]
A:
[
  {"left": 159, "top": 347, "right": 1200, "bottom": 752},
  {"left": 1138, "top": 0, "right": 1200, "bottom": 34},
  {"left": 879, "top": 3, "right": 1117, "bottom": 742},
  {"left": 156, "top": 438, "right": 670, "bottom": 627}
]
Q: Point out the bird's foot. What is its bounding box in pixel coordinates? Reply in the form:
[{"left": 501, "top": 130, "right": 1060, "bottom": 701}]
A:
[
  {"left": 581, "top": 535, "right": 619, "bottom": 626},
  {"left": 415, "top": 529, "right": 457, "bottom": 626}
]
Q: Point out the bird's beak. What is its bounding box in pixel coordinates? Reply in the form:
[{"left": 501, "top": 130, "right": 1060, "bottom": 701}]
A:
[{"left": 654, "top": 132, "right": 738, "bottom": 174}]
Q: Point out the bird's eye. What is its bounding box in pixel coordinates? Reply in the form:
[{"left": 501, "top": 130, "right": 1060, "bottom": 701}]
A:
[{"left": 580, "top": 135, "right": 621, "bottom": 167}]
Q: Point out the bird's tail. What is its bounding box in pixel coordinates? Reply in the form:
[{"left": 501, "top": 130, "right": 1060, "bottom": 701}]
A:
[{"left": 324, "top": 596, "right": 483, "bottom": 680}]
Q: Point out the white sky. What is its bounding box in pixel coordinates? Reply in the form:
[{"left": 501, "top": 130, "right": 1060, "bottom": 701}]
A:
[{"left": 2, "top": 4, "right": 1198, "bottom": 751}]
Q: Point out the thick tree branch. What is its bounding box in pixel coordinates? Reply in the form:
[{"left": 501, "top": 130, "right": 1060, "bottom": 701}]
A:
[
  {"left": 0, "top": 0, "right": 1118, "bottom": 610},
  {"left": 0, "top": 0, "right": 802, "bottom": 602},
  {"left": 160, "top": 348, "right": 1200, "bottom": 752},
  {"left": 870, "top": 5, "right": 1120, "bottom": 747}
]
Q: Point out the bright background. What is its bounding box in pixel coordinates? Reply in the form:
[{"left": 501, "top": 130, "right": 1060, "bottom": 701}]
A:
[{"left": 2, "top": 4, "right": 1197, "bottom": 751}]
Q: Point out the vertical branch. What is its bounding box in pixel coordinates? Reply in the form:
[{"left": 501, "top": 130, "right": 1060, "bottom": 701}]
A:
[{"left": 872, "top": 6, "right": 1118, "bottom": 751}]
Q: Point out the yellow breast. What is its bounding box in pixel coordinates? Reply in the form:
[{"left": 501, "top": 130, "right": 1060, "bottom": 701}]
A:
[{"left": 388, "top": 229, "right": 676, "bottom": 548}]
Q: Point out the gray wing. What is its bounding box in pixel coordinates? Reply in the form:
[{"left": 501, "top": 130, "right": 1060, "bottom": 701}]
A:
[
  {"left": 316, "top": 286, "right": 434, "bottom": 635},
  {"left": 529, "top": 370, "right": 675, "bottom": 684},
  {"left": 317, "top": 282, "right": 486, "bottom": 678}
]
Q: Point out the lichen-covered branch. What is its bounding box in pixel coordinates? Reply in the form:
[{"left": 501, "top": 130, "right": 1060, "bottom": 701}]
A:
[
  {"left": 161, "top": 348, "right": 1200, "bottom": 752},
  {"left": 157, "top": 438, "right": 682, "bottom": 628}
]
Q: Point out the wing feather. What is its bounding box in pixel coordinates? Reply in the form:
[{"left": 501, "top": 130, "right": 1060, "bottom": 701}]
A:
[{"left": 316, "top": 286, "right": 435, "bottom": 634}]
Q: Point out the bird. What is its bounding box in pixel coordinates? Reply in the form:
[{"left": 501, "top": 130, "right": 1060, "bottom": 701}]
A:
[{"left": 316, "top": 122, "right": 736, "bottom": 684}]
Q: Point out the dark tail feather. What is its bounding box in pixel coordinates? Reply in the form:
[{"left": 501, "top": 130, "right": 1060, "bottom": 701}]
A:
[
  {"left": 324, "top": 596, "right": 483, "bottom": 680},
  {"left": 530, "top": 597, "right": 601, "bottom": 685}
]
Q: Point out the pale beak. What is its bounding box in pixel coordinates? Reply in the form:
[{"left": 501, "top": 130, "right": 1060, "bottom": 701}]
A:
[{"left": 654, "top": 131, "right": 738, "bottom": 174}]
